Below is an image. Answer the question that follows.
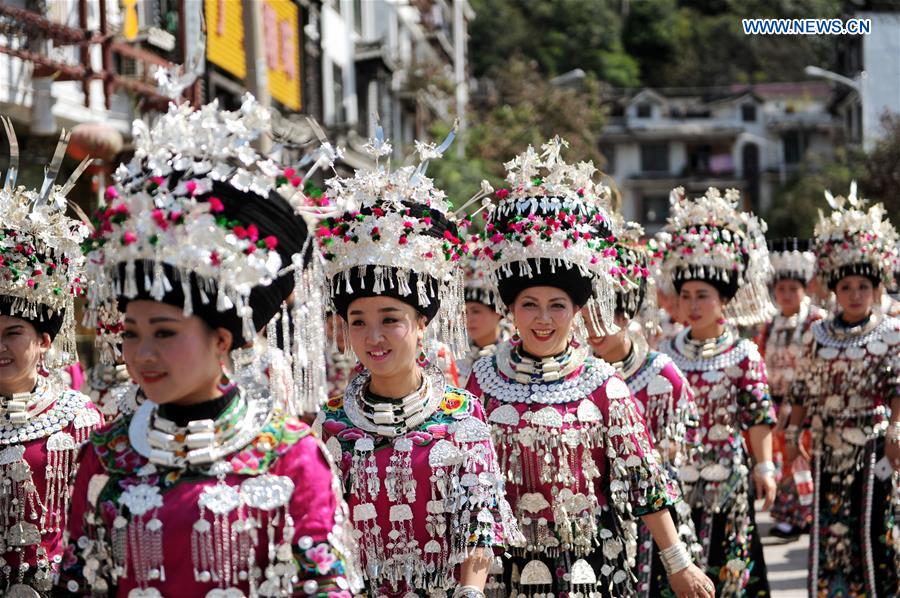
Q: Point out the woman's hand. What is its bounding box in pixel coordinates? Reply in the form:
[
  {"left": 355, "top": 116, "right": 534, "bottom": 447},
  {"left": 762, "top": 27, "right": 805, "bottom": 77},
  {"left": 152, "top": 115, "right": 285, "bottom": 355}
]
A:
[
  {"left": 668, "top": 564, "right": 716, "bottom": 598},
  {"left": 754, "top": 471, "right": 777, "bottom": 510}
]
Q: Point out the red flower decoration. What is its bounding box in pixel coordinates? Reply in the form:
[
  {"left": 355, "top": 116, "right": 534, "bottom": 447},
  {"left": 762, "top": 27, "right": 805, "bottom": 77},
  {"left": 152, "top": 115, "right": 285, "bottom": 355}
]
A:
[
  {"left": 151, "top": 209, "right": 169, "bottom": 230},
  {"left": 208, "top": 197, "right": 225, "bottom": 213}
]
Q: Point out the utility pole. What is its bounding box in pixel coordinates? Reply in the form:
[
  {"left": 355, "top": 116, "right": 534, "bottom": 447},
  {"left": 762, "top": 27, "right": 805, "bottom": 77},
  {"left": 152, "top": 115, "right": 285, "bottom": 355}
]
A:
[{"left": 453, "top": 0, "right": 467, "bottom": 158}]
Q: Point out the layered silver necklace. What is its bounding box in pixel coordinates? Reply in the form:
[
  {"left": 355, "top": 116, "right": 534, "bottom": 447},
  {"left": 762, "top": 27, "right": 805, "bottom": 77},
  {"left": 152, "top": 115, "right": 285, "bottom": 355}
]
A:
[
  {"left": 608, "top": 332, "right": 649, "bottom": 381},
  {"left": 343, "top": 364, "right": 446, "bottom": 438}
]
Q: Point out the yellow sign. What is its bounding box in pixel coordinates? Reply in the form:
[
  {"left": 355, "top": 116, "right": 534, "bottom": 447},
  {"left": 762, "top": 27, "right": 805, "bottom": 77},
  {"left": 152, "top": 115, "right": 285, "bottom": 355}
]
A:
[
  {"left": 263, "top": 0, "right": 302, "bottom": 111},
  {"left": 122, "top": 0, "right": 139, "bottom": 41},
  {"left": 205, "top": 0, "right": 247, "bottom": 80}
]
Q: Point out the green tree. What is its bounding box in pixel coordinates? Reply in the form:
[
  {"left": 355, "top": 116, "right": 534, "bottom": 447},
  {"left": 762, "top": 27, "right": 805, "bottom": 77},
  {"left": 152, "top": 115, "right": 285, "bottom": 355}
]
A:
[
  {"left": 863, "top": 113, "right": 900, "bottom": 221},
  {"left": 469, "top": 0, "right": 844, "bottom": 88},
  {"left": 765, "top": 114, "right": 900, "bottom": 239},
  {"left": 765, "top": 147, "right": 865, "bottom": 238},
  {"left": 469, "top": 0, "right": 639, "bottom": 87},
  {"left": 429, "top": 58, "right": 608, "bottom": 220}
]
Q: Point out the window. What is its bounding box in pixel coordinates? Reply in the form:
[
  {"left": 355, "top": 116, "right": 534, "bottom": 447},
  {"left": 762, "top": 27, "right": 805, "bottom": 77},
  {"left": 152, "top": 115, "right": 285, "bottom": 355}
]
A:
[
  {"left": 782, "top": 130, "right": 808, "bottom": 165},
  {"left": 353, "top": 0, "right": 363, "bottom": 35},
  {"left": 599, "top": 144, "right": 616, "bottom": 173},
  {"left": 636, "top": 103, "right": 652, "bottom": 118},
  {"left": 741, "top": 103, "right": 757, "bottom": 122},
  {"left": 640, "top": 142, "right": 669, "bottom": 173},
  {"left": 332, "top": 64, "right": 345, "bottom": 124},
  {"left": 641, "top": 195, "right": 670, "bottom": 224}
]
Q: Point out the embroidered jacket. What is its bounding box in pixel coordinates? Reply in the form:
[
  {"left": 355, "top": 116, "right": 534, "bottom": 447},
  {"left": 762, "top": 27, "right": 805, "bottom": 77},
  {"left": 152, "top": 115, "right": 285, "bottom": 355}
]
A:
[
  {"left": 466, "top": 341, "right": 677, "bottom": 593},
  {"left": 60, "top": 406, "right": 359, "bottom": 597},
  {"left": 315, "top": 374, "right": 519, "bottom": 596},
  {"left": 0, "top": 376, "right": 102, "bottom": 596}
]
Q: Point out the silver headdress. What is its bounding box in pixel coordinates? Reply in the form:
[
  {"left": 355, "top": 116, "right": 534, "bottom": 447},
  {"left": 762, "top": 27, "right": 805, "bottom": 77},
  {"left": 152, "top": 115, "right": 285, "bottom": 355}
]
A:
[
  {"left": 768, "top": 238, "right": 816, "bottom": 284},
  {"left": 0, "top": 118, "right": 91, "bottom": 364},
  {"left": 659, "top": 186, "right": 774, "bottom": 326},
  {"left": 814, "top": 181, "right": 899, "bottom": 289},
  {"left": 83, "top": 95, "right": 331, "bottom": 415},
  {"left": 315, "top": 126, "right": 474, "bottom": 358},
  {"left": 478, "top": 137, "right": 621, "bottom": 333}
]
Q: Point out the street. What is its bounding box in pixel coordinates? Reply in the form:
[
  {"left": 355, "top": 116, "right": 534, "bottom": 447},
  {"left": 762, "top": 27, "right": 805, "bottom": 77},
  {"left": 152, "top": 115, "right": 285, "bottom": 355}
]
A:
[{"left": 757, "top": 508, "right": 809, "bottom": 597}]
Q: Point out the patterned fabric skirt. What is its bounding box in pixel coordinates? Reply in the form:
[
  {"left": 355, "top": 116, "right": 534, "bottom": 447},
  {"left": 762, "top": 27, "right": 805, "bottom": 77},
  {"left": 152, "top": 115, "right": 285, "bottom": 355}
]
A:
[
  {"left": 808, "top": 438, "right": 900, "bottom": 597},
  {"left": 498, "top": 509, "right": 638, "bottom": 598},
  {"left": 691, "top": 476, "right": 771, "bottom": 597}
]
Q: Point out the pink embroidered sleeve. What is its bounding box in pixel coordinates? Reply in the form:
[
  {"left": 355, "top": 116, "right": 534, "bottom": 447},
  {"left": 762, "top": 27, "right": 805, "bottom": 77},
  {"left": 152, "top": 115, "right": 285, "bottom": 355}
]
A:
[
  {"left": 596, "top": 376, "right": 679, "bottom": 518},
  {"left": 276, "top": 434, "right": 362, "bottom": 597}
]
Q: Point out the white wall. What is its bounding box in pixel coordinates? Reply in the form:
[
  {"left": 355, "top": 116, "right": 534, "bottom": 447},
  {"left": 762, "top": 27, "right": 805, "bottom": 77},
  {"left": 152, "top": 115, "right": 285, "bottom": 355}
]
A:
[
  {"left": 321, "top": 2, "right": 357, "bottom": 126},
  {"left": 860, "top": 12, "right": 900, "bottom": 149},
  {"left": 0, "top": 0, "right": 131, "bottom": 132}
]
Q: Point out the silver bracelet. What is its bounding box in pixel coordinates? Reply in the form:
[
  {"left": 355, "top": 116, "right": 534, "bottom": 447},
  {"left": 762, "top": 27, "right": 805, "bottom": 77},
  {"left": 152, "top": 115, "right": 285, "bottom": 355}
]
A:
[
  {"left": 453, "top": 585, "right": 486, "bottom": 598},
  {"left": 659, "top": 541, "right": 692, "bottom": 576},
  {"left": 754, "top": 461, "right": 777, "bottom": 477}
]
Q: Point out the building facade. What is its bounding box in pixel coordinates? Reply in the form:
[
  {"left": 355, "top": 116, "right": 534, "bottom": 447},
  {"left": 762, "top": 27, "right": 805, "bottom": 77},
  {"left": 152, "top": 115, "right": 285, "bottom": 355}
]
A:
[{"left": 600, "top": 83, "right": 837, "bottom": 232}]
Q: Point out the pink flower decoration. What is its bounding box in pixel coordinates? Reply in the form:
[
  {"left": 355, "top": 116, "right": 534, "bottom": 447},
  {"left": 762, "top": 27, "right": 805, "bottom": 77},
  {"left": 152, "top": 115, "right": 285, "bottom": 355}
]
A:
[
  {"left": 122, "top": 231, "right": 137, "bottom": 245},
  {"left": 185, "top": 180, "right": 197, "bottom": 195},
  {"left": 151, "top": 209, "right": 169, "bottom": 230},
  {"left": 404, "top": 430, "right": 433, "bottom": 446},
  {"left": 322, "top": 419, "right": 348, "bottom": 436},
  {"left": 104, "top": 186, "right": 119, "bottom": 200},
  {"left": 208, "top": 197, "right": 224, "bottom": 213},
  {"left": 337, "top": 427, "right": 370, "bottom": 442},
  {"left": 425, "top": 423, "right": 448, "bottom": 439},
  {"left": 305, "top": 542, "right": 338, "bottom": 574}
]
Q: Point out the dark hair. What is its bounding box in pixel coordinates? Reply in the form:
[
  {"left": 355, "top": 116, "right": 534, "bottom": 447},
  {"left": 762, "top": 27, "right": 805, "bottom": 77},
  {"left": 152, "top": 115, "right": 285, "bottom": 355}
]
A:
[
  {"left": 497, "top": 259, "right": 592, "bottom": 309},
  {"left": 827, "top": 264, "right": 882, "bottom": 291},
  {"left": 116, "top": 180, "right": 309, "bottom": 349},
  {"left": 0, "top": 298, "right": 64, "bottom": 340},
  {"left": 329, "top": 201, "right": 456, "bottom": 322}
]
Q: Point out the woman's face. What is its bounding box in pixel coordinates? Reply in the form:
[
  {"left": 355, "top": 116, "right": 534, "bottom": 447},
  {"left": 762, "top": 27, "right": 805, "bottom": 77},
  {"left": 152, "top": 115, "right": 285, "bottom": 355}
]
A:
[
  {"left": 834, "top": 275, "right": 878, "bottom": 323},
  {"left": 465, "top": 301, "right": 502, "bottom": 347},
  {"left": 583, "top": 310, "right": 629, "bottom": 359},
  {"left": 122, "top": 300, "right": 231, "bottom": 406},
  {"left": 657, "top": 289, "right": 681, "bottom": 323},
  {"left": 678, "top": 281, "right": 725, "bottom": 335},
  {"left": 773, "top": 278, "right": 806, "bottom": 316},
  {"left": 0, "top": 316, "right": 51, "bottom": 395},
  {"left": 510, "top": 286, "right": 577, "bottom": 357},
  {"left": 345, "top": 296, "right": 425, "bottom": 380}
]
